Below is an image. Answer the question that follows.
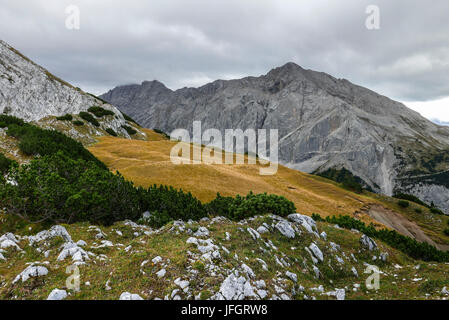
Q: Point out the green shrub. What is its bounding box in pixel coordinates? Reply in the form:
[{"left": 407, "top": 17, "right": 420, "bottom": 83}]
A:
[
  {"left": 88, "top": 106, "right": 115, "bottom": 118},
  {"left": 105, "top": 128, "right": 118, "bottom": 137},
  {"left": 5, "top": 122, "right": 106, "bottom": 169},
  {"left": 312, "top": 213, "right": 325, "bottom": 222},
  {"left": 317, "top": 168, "right": 366, "bottom": 193},
  {"left": 153, "top": 128, "right": 170, "bottom": 139},
  {"left": 73, "top": 120, "right": 84, "bottom": 126},
  {"left": 414, "top": 208, "right": 422, "bottom": 214},
  {"left": 444, "top": 229, "right": 449, "bottom": 236},
  {"left": 394, "top": 193, "right": 429, "bottom": 208},
  {"left": 122, "top": 125, "right": 137, "bottom": 135},
  {"left": 0, "top": 115, "right": 25, "bottom": 127},
  {"left": 205, "top": 193, "right": 235, "bottom": 217},
  {"left": 0, "top": 151, "right": 143, "bottom": 226},
  {"left": 397, "top": 200, "right": 410, "bottom": 208},
  {"left": 121, "top": 112, "right": 139, "bottom": 125},
  {"left": 56, "top": 114, "right": 73, "bottom": 121},
  {"left": 317, "top": 214, "right": 449, "bottom": 262},
  {"left": 141, "top": 185, "right": 207, "bottom": 225},
  {"left": 139, "top": 211, "right": 172, "bottom": 229},
  {"left": 0, "top": 153, "right": 15, "bottom": 174},
  {"left": 79, "top": 112, "right": 100, "bottom": 127},
  {"left": 206, "top": 192, "right": 296, "bottom": 221},
  {"left": 430, "top": 207, "right": 444, "bottom": 215}
]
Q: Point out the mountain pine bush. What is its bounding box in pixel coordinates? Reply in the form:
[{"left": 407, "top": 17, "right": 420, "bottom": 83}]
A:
[
  {"left": 312, "top": 214, "right": 449, "bottom": 262},
  {"left": 79, "top": 112, "right": 100, "bottom": 126},
  {"left": 122, "top": 125, "right": 137, "bottom": 135},
  {"left": 0, "top": 151, "right": 143, "bottom": 225},
  {"left": 0, "top": 153, "right": 15, "bottom": 174},
  {"left": 5, "top": 120, "right": 106, "bottom": 169},
  {"left": 206, "top": 192, "right": 296, "bottom": 221},
  {"left": 106, "top": 128, "right": 118, "bottom": 137},
  {"left": 56, "top": 114, "right": 73, "bottom": 121},
  {"left": 88, "top": 106, "right": 115, "bottom": 118}
]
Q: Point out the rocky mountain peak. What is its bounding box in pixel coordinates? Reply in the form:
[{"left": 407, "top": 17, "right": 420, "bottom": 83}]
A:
[
  {"left": 0, "top": 40, "right": 145, "bottom": 143},
  {"left": 101, "top": 63, "right": 449, "bottom": 213}
]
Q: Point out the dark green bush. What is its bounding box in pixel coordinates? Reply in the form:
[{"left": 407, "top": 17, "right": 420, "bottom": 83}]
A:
[
  {"left": 121, "top": 112, "right": 139, "bottom": 125},
  {"left": 153, "top": 128, "right": 170, "bottom": 139},
  {"left": 106, "top": 128, "right": 118, "bottom": 137},
  {"left": 0, "top": 151, "right": 211, "bottom": 227},
  {"left": 73, "top": 120, "right": 84, "bottom": 126},
  {"left": 88, "top": 106, "right": 115, "bottom": 118},
  {"left": 414, "top": 208, "right": 422, "bottom": 214},
  {"left": 0, "top": 151, "right": 143, "bottom": 226},
  {"left": 317, "top": 168, "right": 366, "bottom": 193},
  {"left": 141, "top": 185, "right": 207, "bottom": 224},
  {"left": 122, "top": 125, "right": 137, "bottom": 135},
  {"left": 0, "top": 153, "right": 15, "bottom": 174},
  {"left": 312, "top": 213, "right": 325, "bottom": 222},
  {"left": 79, "top": 112, "right": 100, "bottom": 127},
  {"left": 5, "top": 122, "right": 106, "bottom": 169},
  {"left": 56, "top": 114, "right": 73, "bottom": 121},
  {"left": 206, "top": 192, "right": 296, "bottom": 221},
  {"left": 140, "top": 211, "right": 172, "bottom": 228},
  {"left": 394, "top": 193, "right": 429, "bottom": 208},
  {"left": 430, "top": 207, "right": 444, "bottom": 215},
  {"left": 318, "top": 214, "right": 449, "bottom": 262},
  {"left": 444, "top": 229, "right": 449, "bottom": 236},
  {"left": 397, "top": 200, "right": 410, "bottom": 208},
  {"left": 0, "top": 115, "right": 25, "bottom": 128},
  {"left": 205, "top": 193, "right": 236, "bottom": 217}
]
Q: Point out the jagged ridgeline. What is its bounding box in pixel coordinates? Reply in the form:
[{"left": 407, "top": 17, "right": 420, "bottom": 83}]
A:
[
  {"left": 101, "top": 62, "right": 449, "bottom": 214},
  {"left": 0, "top": 115, "right": 296, "bottom": 227}
]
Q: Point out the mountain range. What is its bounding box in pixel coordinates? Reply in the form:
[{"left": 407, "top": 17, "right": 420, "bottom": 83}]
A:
[
  {"left": 101, "top": 63, "right": 449, "bottom": 213},
  {"left": 1, "top": 39, "right": 449, "bottom": 301}
]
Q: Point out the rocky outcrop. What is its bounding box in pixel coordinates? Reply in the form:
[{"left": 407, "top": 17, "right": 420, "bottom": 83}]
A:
[
  {"left": 101, "top": 62, "right": 449, "bottom": 213},
  {"left": 0, "top": 40, "right": 145, "bottom": 143}
]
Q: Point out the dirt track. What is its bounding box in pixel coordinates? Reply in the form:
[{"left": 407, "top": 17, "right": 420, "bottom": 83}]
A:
[{"left": 365, "top": 204, "right": 449, "bottom": 251}]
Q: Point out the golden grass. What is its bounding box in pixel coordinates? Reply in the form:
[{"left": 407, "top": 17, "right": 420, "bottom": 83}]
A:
[{"left": 89, "top": 129, "right": 382, "bottom": 218}]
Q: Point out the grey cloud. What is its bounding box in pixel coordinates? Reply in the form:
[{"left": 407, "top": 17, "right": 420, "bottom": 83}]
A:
[{"left": 0, "top": 0, "right": 448, "bottom": 103}]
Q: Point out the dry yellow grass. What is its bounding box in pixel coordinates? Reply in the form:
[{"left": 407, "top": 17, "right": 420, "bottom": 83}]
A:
[{"left": 89, "top": 129, "right": 382, "bottom": 218}]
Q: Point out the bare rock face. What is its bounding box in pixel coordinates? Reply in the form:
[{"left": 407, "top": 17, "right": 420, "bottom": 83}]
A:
[
  {"left": 101, "top": 62, "right": 449, "bottom": 213},
  {"left": 0, "top": 40, "right": 144, "bottom": 142}
]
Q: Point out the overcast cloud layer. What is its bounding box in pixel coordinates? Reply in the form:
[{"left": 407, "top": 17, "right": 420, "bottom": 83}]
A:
[{"left": 1, "top": 0, "right": 449, "bottom": 122}]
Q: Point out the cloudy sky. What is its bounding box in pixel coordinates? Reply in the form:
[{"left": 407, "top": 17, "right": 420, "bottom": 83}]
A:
[{"left": 1, "top": 0, "right": 449, "bottom": 123}]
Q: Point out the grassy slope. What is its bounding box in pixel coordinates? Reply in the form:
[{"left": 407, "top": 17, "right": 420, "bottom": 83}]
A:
[
  {"left": 89, "top": 130, "right": 373, "bottom": 218},
  {"left": 88, "top": 130, "right": 449, "bottom": 247},
  {"left": 2, "top": 214, "right": 449, "bottom": 300}
]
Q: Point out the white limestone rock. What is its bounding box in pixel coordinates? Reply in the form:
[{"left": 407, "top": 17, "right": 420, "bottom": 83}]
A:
[
  {"left": 120, "top": 292, "right": 144, "bottom": 300},
  {"left": 156, "top": 269, "right": 167, "bottom": 278},
  {"left": 309, "top": 243, "right": 324, "bottom": 262},
  {"left": 13, "top": 265, "right": 48, "bottom": 283},
  {"left": 247, "top": 228, "right": 261, "bottom": 240},
  {"left": 57, "top": 242, "right": 90, "bottom": 264},
  {"left": 47, "top": 289, "right": 68, "bottom": 300},
  {"left": 241, "top": 264, "right": 256, "bottom": 279},
  {"left": 275, "top": 221, "right": 296, "bottom": 239},
  {"left": 285, "top": 271, "right": 298, "bottom": 283},
  {"left": 28, "top": 225, "right": 72, "bottom": 246},
  {"left": 288, "top": 214, "right": 319, "bottom": 237},
  {"left": 360, "top": 235, "right": 377, "bottom": 251},
  {"left": 212, "top": 271, "right": 257, "bottom": 300}
]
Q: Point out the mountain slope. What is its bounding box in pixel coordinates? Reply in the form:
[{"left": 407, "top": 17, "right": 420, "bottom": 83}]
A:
[
  {"left": 2, "top": 212, "right": 449, "bottom": 300},
  {"left": 88, "top": 130, "right": 449, "bottom": 249},
  {"left": 101, "top": 63, "right": 449, "bottom": 213},
  {"left": 0, "top": 40, "right": 145, "bottom": 146}
]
